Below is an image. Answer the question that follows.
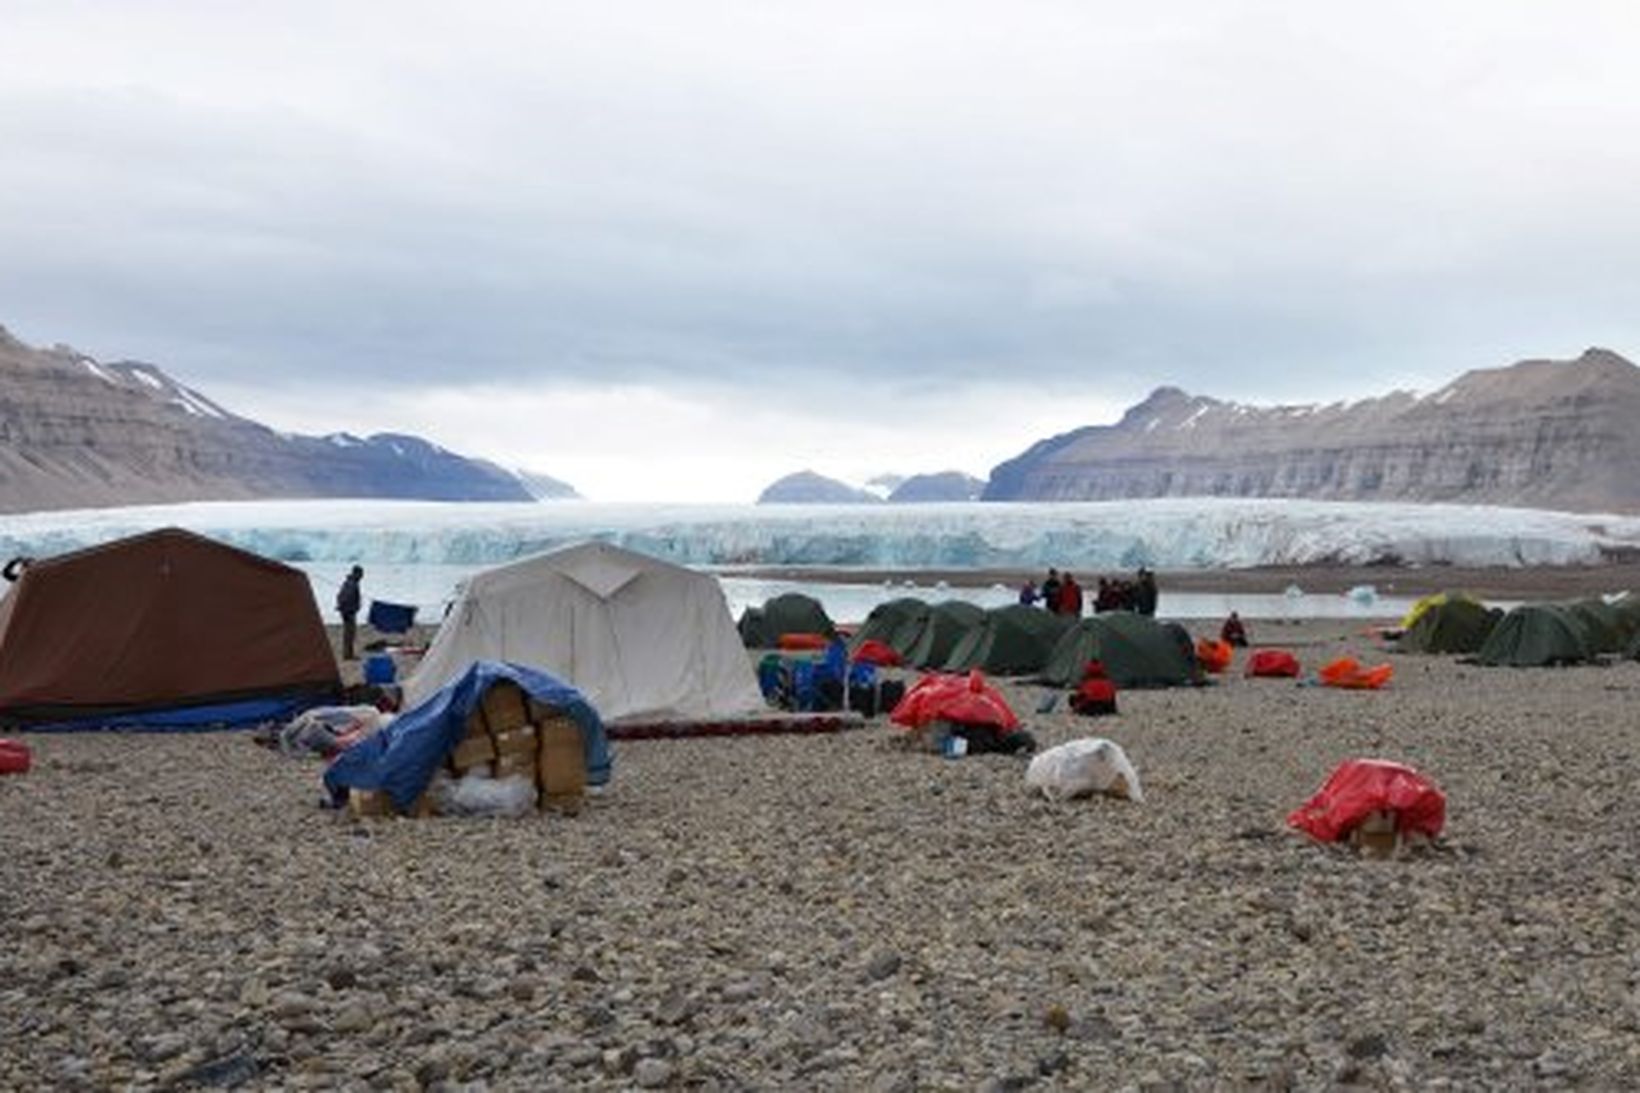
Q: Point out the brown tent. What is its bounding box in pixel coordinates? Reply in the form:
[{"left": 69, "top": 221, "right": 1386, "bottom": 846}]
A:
[{"left": 0, "top": 527, "right": 340, "bottom": 727}]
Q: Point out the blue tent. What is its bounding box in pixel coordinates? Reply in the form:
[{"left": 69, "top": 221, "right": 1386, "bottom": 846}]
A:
[{"left": 324, "top": 661, "right": 612, "bottom": 813}]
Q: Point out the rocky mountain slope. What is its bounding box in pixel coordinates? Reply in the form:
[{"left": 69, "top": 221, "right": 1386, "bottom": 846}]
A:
[
  {"left": 984, "top": 348, "right": 1640, "bottom": 513},
  {"left": 757, "top": 470, "right": 987, "bottom": 504},
  {"left": 757, "top": 471, "right": 881, "bottom": 504},
  {"left": 888, "top": 471, "right": 986, "bottom": 503},
  {"left": 0, "top": 326, "right": 538, "bottom": 513},
  {"left": 513, "top": 469, "right": 581, "bottom": 501}
]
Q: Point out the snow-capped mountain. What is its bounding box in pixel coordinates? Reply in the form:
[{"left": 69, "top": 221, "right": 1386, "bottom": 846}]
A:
[{"left": 0, "top": 324, "right": 542, "bottom": 513}]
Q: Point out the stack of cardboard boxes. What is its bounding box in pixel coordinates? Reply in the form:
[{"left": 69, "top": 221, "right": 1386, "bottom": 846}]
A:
[{"left": 349, "top": 679, "right": 588, "bottom": 818}]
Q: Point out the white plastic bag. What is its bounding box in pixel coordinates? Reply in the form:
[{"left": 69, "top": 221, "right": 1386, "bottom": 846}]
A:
[
  {"left": 433, "top": 771, "right": 537, "bottom": 818},
  {"left": 280, "top": 704, "right": 389, "bottom": 755},
  {"left": 1025, "top": 738, "right": 1143, "bottom": 803}
]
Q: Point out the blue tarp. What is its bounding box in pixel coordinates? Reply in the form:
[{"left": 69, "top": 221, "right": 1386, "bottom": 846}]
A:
[
  {"left": 367, "top": 600, "right": 419, "bottom": 634},
  {"left": 19, "top": 694, "right": 323, "bottom": 733},
  {"left": 323, "top": 661, "right": 612, "bottom": 813}
]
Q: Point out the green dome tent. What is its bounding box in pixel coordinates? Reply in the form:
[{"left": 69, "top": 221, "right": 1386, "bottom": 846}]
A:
[
  {"left": 847, "top": 597, "right": 927, "bottom": 657},
  {"left": 1162, "top": 622, "right": 1197, "bottom": 667},
  {"left": 1608, "top": 593, "right": 1640, "bottom": 647},
  {"left": 737, "top": 592, "right": 837, "bottom": 648},
  {"left": 1399, "top": 594, "right": 1501, "bottom": 654},
  {"left": 1475, "top": 604, "right": 1594, "bottom": 667},
  {"left": 902, "top": 600, "right": 987, "bottom": 668},
  {"left": 1563, "top": 598, "right": 1625, "bottom": 654},
  {"left": 1041, "top": 612, "right": 1200, "bottom": 688},
  {"left": 942, "top": 604, "right": 1072, "bottom": 676}
]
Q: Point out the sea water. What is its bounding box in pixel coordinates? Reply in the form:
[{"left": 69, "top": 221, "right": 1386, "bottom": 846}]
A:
[{"left": 293, "top": 561, "right": 1410, "bottom": 625}]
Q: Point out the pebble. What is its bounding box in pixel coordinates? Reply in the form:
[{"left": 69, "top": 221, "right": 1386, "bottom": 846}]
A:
[
  {"left": 4, "top": 617, "right": 1639, "bottom": 1089},
  {"left": 634, "top": 1057, "right": 675, "bottom": 1087},
  {"left": 721, "top": 980, "right": 760, "bottom": 1003}
]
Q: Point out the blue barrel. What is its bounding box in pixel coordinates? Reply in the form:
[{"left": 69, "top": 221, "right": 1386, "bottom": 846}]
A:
[{"left": 363, "top": 653, "right": 397, "bottom": 684}]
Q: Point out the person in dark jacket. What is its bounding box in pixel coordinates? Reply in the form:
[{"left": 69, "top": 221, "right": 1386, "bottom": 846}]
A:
[
  {"left": 1221, "top": 611, "right": 1249, "bottom": 648},
  {"left": 1135, "top": 568, "right": 1159, "bottom": 617},
  {"left": 336, "top": 565, "right": 364, "bottom": 661},
  {"left": 1040, "top": 569, "right": 1062, "bottom": 614}
]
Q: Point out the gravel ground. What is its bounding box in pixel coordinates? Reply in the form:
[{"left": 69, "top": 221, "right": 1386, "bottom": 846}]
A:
[{"left": 4, "top": 617, "right": 1640, "bottom": 1090}]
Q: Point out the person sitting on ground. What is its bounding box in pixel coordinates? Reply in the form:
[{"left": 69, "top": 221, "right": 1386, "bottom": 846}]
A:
[
  {"left": 1221, "top": 611, "right": 1249, "bottom": 648},
  {"left": 1069, "top": 660, "right": 1118, "bottom": 716}
]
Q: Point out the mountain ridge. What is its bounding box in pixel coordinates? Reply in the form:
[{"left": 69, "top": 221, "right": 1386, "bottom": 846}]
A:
[
  {"left": 0, "top": 324, "right": 556, "bottom": 513},
  {"left": 984, "top": 348, "right": 1640, "bottom": 513}
]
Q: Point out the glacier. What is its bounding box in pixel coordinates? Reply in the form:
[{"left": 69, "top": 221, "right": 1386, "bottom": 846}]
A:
[
  {"left": 2, "top": 497, "right": 1634, "bottom": 619},
  {"left": 3, "top": 496, "right": 1636, "bottom": 570}
]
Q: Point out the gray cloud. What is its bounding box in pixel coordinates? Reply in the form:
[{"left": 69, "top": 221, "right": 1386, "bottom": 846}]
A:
[{"left": 3, "top": 0, "right": 1640, "bottom": 417}]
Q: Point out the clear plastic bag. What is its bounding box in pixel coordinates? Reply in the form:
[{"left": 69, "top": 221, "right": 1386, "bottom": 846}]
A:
[
  {"left": 1025, "top": 738, "right": 1143, "bottom": 802},
  {"left": 280, "top": 704, "right": 390, "bottom": 756},
  {"left": 432, "top": 770, "right": 536, "bottom": 818}
]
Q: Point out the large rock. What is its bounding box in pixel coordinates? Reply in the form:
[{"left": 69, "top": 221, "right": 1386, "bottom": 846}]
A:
[
  {"left": 983, "top": 348, "right": 1640, "bottom": 513},
  {"left": 0, "top": 324, "right": 552, "bottom": 513}
]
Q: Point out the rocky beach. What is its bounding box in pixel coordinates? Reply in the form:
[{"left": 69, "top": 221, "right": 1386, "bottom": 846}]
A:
[{"left": 4, "top": 603, "right": 1640, "bottom": 1090}]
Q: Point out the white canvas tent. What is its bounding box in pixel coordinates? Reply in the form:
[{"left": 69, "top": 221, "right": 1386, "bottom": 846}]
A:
[{"left": 403, "top": 541, "right": 764, "bottom": 724}]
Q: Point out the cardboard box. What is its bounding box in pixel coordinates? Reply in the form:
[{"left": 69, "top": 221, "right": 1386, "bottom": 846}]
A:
[
  {"left": 349, "top": 788, "right": 435, "bottom": 819},
  {"left": 448, "top": 734, "right": 497, "bottom": 773},
  {"left": 537, "top": 715, "right": 586, "bottom": 815},
  {"left": 492, "top": 753, "right": 535, "bottom": 782},
  {"left": 348, "top": 788, "right": 394, "bottom": 818},
  {"left": 481, "top": 680, "right": 532, "bottom": 735},
  {"left": 493, "top": 726, "right": 539, "bottom": 756},
  {"left": 1351, "top": 810, "right": 1400, "bottom": 858}
]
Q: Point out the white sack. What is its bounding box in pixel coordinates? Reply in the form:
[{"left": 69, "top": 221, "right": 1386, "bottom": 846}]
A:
[{"left": 1025, "top": 737, "right": 1143, "bottom": 803}]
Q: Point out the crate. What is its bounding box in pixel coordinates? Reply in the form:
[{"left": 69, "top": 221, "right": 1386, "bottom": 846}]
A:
[
  {"left": 1350, "top": 810, "right": 1400, "bottom": 858},
  {"left": 349, "top": 788, "right": 435, "bottom": 819},
  {"left": 448, "top": 733, "right": 497, "bottom": 773},
  {"left": 536, "top": 715, "right": 587, "bottom": 815},
  {"left": 481, "top": 680, "right": 532, "bottom": 735}
]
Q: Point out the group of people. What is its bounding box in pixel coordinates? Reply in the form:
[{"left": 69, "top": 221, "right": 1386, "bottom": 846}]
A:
[{"left": 1018, "top": 566, "right": 1159, "bottom": 618}]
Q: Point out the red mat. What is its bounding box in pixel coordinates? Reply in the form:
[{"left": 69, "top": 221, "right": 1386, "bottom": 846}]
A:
[{"left": 607, "top": 712, "right": 865, "bottom": 740}]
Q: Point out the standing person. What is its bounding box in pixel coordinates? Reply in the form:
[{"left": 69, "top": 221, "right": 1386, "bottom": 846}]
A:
[
  {"left": 336, "top": 565, "right": 364, "bottom": 661},
  {"left": 1059, "top": 572, "right": 1084, "bottom": 617},
  {"left": 1135, "top": 568, "right": 1159, "bottom": 617},
  {"left": 1040, "top": 569, "right": 1062, "bottom": 614},
  {"left": 1017, "top": 579, "right": 1040, "bottom": 607}
]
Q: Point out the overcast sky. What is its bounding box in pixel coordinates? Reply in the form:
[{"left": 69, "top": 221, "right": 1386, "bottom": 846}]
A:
[{"left": 4, "top": 2, "right": 1640, "bottom": 501}]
